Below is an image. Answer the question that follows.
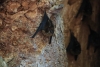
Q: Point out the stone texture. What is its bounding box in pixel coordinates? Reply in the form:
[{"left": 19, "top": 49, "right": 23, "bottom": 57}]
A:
[
  {"left": 0, "top": 0, "right": 100, "bottom": 67},
  {"left": 63, "top": 0, "right": 100, "bottom": 67},
  {"left": 0, "top": 0, "right": 67, "bottom": 67}
]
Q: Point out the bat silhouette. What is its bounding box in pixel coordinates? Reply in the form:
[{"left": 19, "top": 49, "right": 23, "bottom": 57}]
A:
[
  {"left": 87, "top": 25, "right": 100, "bottom": 53},
  {"left": 31, "top": 11, "right": 49, "bottom": 38},
  {"left": 31, "top": 11, "right": 54, "bottom": 44},
  {"left": 42, "top": 19, "right": 54, "bottom": 44},
  {"left": 75, "top": 0, "right": 92, "bottom": 18},
  {"left": 66, "top": 31, "right": 81, "bottom": 61}
]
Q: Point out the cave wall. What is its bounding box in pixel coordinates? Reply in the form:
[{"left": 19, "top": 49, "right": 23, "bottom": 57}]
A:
[
  {"left": 63, "top": 0, "right": 100, "bottom": 67},
  {"left": 0, "top": 0, "right": 67, "bottom": 67},
  {"left": 0, "top": 0, "right": 100, "bottom": 67}
]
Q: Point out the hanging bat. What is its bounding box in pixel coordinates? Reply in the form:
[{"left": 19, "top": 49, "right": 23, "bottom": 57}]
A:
[
  {"left": 31, "top": 11, "right": 49, "bottom": 38},
  {"left": 87, "top": 25, "right": 100, "bottom": 53},
  {"left": 75, "top": 0, "right": 92, "bottom": 18},
  {"left": 42, "top": 19, "right": 54, "bottom": 44},
  {"left": 31, "top": 11, "right": 54, "bottom": 44},
  {"left": 66, "top": 31, "right": 81, "bottom": 61}
]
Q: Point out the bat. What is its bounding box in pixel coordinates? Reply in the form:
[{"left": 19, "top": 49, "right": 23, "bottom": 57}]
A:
[
  {"left": 66, "top": 31, "right": 81, "bottom": 61},
  {"left": 75, "top": 0, "right": 92, "bottom": 18},
  {"left": 31, "top": 11, "right": 49, "bottom": 38},
  {"left": 42, "top": 19, "right": 54, "bottom": 44},
  {"left": 31, "top": 11, "right": 54, "bottom": 44},
  {"left": 87, "top": 25, "right": 100, "bottom": 53}
]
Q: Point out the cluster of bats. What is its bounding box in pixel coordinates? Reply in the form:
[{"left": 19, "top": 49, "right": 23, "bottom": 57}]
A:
[{"left": 67, "top": 0, "right": 100, "bottom": 61}]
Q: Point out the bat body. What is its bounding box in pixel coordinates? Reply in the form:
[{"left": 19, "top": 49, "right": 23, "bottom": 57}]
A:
[
  {"left": 31, "top": 11, "right": 54, "bottom": 44},
  {"left": 42, "top": 19, "right": 54, "bottom": 44},
  {"left": 75, "top": 0, "right": 92, "bottom": 18},
  {"left": 87, "top": 25, "right": 100, "bottom": 53},
  {"left": 66, "top": 31, "right": 81, "bottom": 61}
]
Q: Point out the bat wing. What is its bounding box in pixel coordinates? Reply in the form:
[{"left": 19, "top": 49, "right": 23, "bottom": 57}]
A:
[
  {"left": 41, "top": 11, "right": 49, "bottom": 30},
  {"left": 31, "top": 11, "right": 49, "bottom": 38},
  {"left": 31, "top": 23, "right": 43, "bottom": 38}
]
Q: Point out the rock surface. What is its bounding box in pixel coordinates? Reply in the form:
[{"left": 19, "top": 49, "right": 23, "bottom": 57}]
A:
[
  {"left": 0, "top": 0, "right": 100, "bottom": 67},
  {"left": 0, "top": 0, "right": 67, "bottom": 67}
]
